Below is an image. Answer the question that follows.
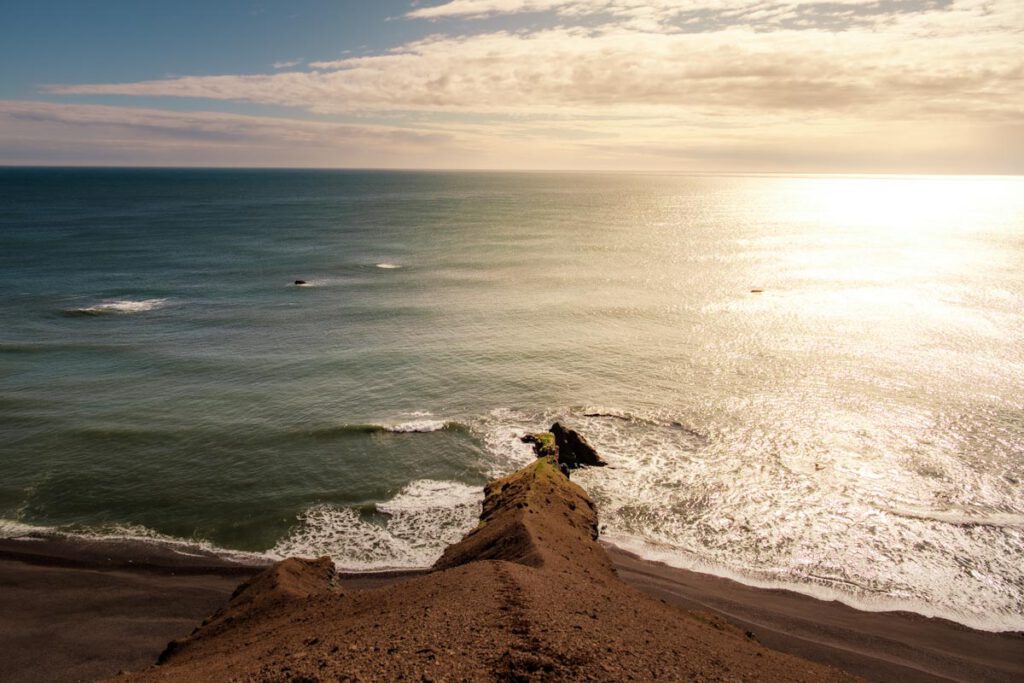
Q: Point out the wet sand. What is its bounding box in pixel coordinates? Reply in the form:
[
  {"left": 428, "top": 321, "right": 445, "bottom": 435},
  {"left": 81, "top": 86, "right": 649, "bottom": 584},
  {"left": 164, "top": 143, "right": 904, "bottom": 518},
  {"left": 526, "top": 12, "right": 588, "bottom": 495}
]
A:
[{"left": 0, "top": 535, "right": 1020, "bottom": 682}]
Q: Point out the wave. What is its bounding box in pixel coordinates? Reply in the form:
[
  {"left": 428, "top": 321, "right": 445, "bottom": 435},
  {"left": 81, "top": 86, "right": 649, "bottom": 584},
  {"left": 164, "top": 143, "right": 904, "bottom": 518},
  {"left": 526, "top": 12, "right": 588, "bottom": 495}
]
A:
[
  {"left": 62, "top": 298, "right": 168, "bottom": 316},
  {"left": 304, "top": 419, "right": 466, "bottom": 440},
  {"left": 384, "top": 419, "right": 449, "bottom": 433},
  {"left": 0, "top": 518, "right": 47, "bottom": 538},
  {"left": 6, "top": 402, "right": 1021, "bottom": 632},
  {"left": 0, "top": 343, "right": 51, "bottom": 355},
  {"left": 581, "top": 408, "right": 708, "bottom": 443},
  {"left": 2, "top": 479, "right": 484, "bottom": 573},
  {"left": 305, "top": 424, "right": 389, "bottom": 438},
  {"left": 15, "top": 420, "right": 469, "bottom": 448},
  {"left": 600, "top": 533, "right": 1022, "bottom": 633},
  {"left": 375, "top": 263, "right": 401, "bottom": 269},
  {"left": 469, "top": 405, "right": 1024, "bottom": 633},
  {"left": 0, "top": 518, "right": 266, "bottom": 564},
  {"left": 879, "top": 503, "right": 1024, "bottom": 529},
  {"left": 270, "top": 479, "right": 482, "bottom": 570}
]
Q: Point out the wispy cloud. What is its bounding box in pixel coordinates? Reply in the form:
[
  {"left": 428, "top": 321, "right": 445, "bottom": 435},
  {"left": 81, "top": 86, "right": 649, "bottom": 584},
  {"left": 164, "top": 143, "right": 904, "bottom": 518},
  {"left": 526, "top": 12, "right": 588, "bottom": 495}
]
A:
[
  {"left": 24, "top": 0, "right": 1024, "bottom": 171},
  {"left": 272, "top": 58, "right": 304, "bottom": 69},
  {"left": 406, "top": 0, "right": 963, "bottom": 31},
  {"left": 0, "top": 101, "right": 459, "bottom": 167}
]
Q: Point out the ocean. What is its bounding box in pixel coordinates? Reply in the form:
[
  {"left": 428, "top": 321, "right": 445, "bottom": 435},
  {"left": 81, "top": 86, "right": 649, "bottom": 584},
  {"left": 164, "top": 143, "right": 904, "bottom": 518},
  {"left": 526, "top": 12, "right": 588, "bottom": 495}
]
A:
[{"left": 1, "top": 168, "right": 1021, "bottom": 631}]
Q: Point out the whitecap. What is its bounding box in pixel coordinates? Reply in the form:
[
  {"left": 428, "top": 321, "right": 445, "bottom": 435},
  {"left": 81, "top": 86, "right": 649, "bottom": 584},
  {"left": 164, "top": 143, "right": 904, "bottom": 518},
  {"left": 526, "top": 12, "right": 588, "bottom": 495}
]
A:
[
  {"left": 64, "top": 298, "right": 168, "bottom": 316},
  {"left": 384, "top": 419, "right": 448, "bottom": 433},
  {"left": 375, "top": 263, "right": 401, "bottom": 269}
]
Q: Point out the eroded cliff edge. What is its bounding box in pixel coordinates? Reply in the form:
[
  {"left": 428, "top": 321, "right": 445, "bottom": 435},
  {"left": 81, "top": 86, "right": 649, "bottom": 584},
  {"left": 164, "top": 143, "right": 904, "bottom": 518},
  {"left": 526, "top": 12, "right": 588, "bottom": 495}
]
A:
[{"left": 118, "top": 447, "right": 858, "bottom": 682}]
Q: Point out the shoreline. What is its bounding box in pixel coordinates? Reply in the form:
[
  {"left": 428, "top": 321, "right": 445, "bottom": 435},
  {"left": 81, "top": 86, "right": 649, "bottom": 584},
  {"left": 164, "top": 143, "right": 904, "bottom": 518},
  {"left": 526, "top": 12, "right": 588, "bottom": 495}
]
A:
[
  {"left": 601, "top": 532, "right": 1024, "bottom": 635},
  {"left": 1, "top": 534, "right": 1020, "bottom": 682},
  {"left": 3, "top": 522, "right": 1019, "bottom": 633},
  {"left": 605, "top": 544, "right": 1023, "bottom": 683}
]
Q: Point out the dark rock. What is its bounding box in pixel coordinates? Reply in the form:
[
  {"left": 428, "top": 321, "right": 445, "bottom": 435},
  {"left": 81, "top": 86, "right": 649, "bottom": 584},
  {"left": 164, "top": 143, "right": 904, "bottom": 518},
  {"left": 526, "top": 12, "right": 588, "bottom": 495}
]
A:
[
  {"left": 521, "top": 432, "right": 557, "bottom": 458},
  {"left": 550, "top": 422, "right": 606, "bottom": 468}
]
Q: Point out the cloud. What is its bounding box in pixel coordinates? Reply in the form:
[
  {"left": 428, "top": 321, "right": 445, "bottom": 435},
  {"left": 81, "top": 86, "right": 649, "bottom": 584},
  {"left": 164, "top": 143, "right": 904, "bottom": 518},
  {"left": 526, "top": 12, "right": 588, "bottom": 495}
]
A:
[
  {"left": 44, "top": 9, "right": 1024, "bottom": 121},
  {"left": 0, "top": 101, "right": 459, "bottom": 167},
  {"left": 406, "top": 0, "right": 961, "bottom": 31},
  {"left": 272, "top": 59, "right": 304, "bottom": 69},
  {"left": 4, "top": 96, "right": 1017, "bottom": 173},
  {"left": 22, "top": 0, "right": 1024, "bottom": 171}
]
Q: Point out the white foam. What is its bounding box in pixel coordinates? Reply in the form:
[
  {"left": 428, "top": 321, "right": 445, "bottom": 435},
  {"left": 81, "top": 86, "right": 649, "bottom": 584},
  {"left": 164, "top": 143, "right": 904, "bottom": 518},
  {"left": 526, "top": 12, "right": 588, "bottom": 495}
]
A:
[
  {"left": 0, "top": 518, "right": 49, "bottom": 538},
  {"left": 270, "top": 480, "right": 482, "bottom": 570},
  {"left": 0, "top": 518, "right": 265, "bottom": 564},
  {"left": 470, "top": 406, "right": 1024, "bottom": 633},
  {"left": 470, "top": 407, "right": 553, "bottom": 477},
  {"left": 375, "top": 263, "right": 401, "bottom": 269},
  {"left": 880, "top": 504, "right": 1024, "bottom": 529},
  {"left": 601, "top": 533, "right": 1022, "bottom": 633},
  {"left": 67, "top": 298, "right": 168, "bottom": 315},
  {"left": 384, "top": 419, "right": 447, "bottom": 433}
]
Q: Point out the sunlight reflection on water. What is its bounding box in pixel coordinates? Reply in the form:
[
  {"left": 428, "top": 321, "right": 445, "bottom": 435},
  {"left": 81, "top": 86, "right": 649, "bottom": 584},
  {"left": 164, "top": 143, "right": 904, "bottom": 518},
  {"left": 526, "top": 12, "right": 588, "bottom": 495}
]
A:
[{"left": 1, "top": 171, "right": 1021, "bottom": 630}]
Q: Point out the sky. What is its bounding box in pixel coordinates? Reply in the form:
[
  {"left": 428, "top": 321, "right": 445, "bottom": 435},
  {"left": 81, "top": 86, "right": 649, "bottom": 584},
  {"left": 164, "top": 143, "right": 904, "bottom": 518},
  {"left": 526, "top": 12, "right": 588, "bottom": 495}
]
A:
[{"left": 1, "top": 0, "right": 1021, "bottom": 172}]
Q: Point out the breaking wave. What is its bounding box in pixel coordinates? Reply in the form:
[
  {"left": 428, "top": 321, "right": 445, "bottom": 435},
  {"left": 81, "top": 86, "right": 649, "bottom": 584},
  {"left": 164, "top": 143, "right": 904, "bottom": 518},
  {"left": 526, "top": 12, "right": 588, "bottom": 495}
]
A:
[
  {"left": 468, "top": 405, "right": 1024, "bottom": 633},
  {"left": 270, "top": 480, "right": 482, "bottom": 569},
  {"left": 0, "top": 518, "right": 265, "bottom": 564},
  {"left": 303, "top": 419, "right": 467, "bottom": 440}
]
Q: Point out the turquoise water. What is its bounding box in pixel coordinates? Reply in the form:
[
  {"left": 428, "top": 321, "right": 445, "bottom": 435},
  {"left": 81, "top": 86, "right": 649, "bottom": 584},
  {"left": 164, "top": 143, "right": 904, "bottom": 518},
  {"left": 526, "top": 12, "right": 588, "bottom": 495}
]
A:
[{"left": 1, "top": 169, "right": 1022, "bottom": 630}]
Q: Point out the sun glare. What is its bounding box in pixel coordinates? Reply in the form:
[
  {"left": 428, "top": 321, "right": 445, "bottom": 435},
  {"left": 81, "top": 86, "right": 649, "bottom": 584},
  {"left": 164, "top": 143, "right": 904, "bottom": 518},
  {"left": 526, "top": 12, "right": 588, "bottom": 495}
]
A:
[{"left": 803, "top": 176, "right": 1014, "bottom": 233}]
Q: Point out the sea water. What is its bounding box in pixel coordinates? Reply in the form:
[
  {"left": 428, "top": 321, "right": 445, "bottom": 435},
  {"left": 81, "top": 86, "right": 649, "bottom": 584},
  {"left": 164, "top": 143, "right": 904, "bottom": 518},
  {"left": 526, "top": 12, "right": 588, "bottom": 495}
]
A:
[{"left": 1, "top": 168, "right": 1021, "bottom": 631}]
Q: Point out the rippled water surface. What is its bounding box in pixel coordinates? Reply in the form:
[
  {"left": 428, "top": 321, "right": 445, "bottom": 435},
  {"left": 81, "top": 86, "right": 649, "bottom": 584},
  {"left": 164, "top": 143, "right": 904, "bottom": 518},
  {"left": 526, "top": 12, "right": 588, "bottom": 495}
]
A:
[{"left": 1, "top": 169, "right": 1021, "bottom": 630}]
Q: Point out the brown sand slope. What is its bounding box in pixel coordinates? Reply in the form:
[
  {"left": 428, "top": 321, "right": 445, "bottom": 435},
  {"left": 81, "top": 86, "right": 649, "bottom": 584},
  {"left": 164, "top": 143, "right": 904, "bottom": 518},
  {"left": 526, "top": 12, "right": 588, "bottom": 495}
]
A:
[{"left": 118, "top": 457, "right": 858, "bottom": 682}]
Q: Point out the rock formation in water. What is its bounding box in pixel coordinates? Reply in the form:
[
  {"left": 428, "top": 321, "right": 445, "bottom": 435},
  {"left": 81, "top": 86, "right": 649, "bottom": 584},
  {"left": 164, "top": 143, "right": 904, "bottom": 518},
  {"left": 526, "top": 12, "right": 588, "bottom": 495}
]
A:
[
  {"left": 115, "top": 454, "right": 856, "bottom": 682},
  {"left": 523, "top": 422, "right": 607, "bottom": 469},
  {"left": 550, "top": 422, "right": 607, "bottom": 468}
]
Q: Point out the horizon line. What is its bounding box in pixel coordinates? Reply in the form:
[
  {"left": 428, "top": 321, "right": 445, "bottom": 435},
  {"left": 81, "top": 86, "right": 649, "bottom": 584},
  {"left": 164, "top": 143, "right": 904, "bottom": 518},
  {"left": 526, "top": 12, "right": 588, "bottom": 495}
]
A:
[{"left": 1, "top": 164, "right": 1021, "bottom": 179}]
